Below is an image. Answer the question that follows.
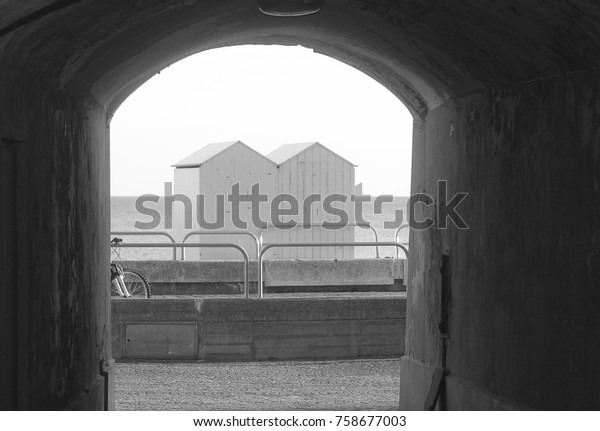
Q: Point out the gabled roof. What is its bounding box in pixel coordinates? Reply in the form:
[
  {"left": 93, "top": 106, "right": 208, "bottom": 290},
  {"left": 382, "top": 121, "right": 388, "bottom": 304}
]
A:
[
  {"left": 266, "top": 142, "right": 356, "bottom": 166},
  {"left": 172, "top": 141, "right": 275, "bottom": 168}
]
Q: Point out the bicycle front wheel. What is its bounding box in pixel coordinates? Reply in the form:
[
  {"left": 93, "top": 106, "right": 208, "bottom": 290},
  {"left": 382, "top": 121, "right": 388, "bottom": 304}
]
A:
[
  {"left": 121, "top": 269, "right": 152, "bottom": 298},
  {"left": 111, "top": 278, "right": 123, "bottom": 297}
]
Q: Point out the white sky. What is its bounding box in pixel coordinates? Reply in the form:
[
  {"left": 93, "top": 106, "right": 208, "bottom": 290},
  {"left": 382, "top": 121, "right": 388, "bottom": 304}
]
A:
[{"left": 110, "top": 45, "right": 413, "bottom": 196}]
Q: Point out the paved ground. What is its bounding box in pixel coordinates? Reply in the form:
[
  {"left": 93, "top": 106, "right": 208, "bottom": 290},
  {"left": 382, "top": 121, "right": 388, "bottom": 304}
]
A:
[{"left": 114, "top": 358, "right": 401, "bottom": 411}]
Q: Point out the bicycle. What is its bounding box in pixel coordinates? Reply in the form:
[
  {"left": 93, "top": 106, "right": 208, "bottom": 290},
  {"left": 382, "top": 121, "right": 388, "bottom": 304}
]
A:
[{"left": 110, "top": 237, "right": 151, "bottom": 298}]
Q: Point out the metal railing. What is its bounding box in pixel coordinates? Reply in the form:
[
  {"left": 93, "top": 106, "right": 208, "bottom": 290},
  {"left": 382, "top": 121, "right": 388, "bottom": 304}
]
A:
[
  {"left": 259, "top": 222, "right": 382, "bottom": 258},
  {"left": 181, "top": 231, "right": 260, "bottom": 261},
  {"left": 114, "top": 242, "right": 250, "bottom": 297},
  {"left": 110, "top": 231, "right": 178, "bottom": 260},
  {"left": 257, "top": 241, "right": 409, "bottom": 298},
  {"left": 394, "top": 224, "right": 410, "bottom": 258}
]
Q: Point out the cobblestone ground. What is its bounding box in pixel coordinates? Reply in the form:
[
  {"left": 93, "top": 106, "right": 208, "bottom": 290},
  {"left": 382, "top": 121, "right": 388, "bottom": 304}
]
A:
[{"left": 115, "top": 359, "right": 401, "bottom": 411}]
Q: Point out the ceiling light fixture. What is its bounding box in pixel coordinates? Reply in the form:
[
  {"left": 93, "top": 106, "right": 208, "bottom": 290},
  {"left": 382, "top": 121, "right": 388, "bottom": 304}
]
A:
[{"left": 257, "top": 0, "right": 325, "bottom": 17}]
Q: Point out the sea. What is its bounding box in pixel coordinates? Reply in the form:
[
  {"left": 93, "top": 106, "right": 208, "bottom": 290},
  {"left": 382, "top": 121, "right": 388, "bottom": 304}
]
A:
[{"left": 111, "top": 196, "right": 409, "bottom": 260}]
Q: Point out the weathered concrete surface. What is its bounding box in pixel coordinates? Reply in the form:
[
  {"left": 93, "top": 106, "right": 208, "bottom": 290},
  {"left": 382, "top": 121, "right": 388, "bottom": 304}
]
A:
[
  {"left": 150, "top": 281, "right": 258, "bottom": 296},
  {"left": 122, "top": 258, "right": 405, "bottom": 284},
  {"left": 120, "top": 258, "right": 258, "bottom": 295},
  {"left": 265, "top": 258, "right": 405, "bottom": 286},
  {"left": 121, "top": 259, "right": 406, "bottom": 294},
  {"left": 2, "top": 0, "right": 600, "bottom": 411},
  {"left": 402, "top": 72, "right": 600, "bottom": 411},
  {"left": 121, "top": 260, "right": 258, "bottom": 283},
  {"left": 112, "top": 295, "right": 406, "bottom": 361},
  {"left": 0, "top": 76, "right": 111, "bottom": 410}
]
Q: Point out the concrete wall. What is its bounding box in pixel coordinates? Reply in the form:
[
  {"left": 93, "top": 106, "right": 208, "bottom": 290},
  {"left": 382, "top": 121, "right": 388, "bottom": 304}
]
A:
[
  {"left": 0, "top": 74, "right": 111, "bottom": 410},
  {"left": 111, "top": 297, "right": 406, "bottom": 361},
  {"left": 265, "top": 258, "right": 405, "bottom": 287},
  {"left": 120, "top": 259, "right": 406, "bottom": 294},
  {"left": 401, "top": 73, "right": 600, "bottom": 410}
]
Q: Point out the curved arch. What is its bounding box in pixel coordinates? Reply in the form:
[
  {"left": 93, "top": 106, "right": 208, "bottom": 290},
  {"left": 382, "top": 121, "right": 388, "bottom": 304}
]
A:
[
  {"left": 2, "top": 1, "right": 599, "bottom": 120},
  {"left": 3, "top": 1, "right": 599, "bottom": 123},
  {"left": 0, "top": 2, "right": 445, "bottom": 121},
  {"left": 87, "top": 12, "right": 443, "bottom": 120}
]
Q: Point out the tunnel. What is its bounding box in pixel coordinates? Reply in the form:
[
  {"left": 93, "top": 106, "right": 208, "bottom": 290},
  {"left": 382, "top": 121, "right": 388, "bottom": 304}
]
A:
[{"left": 1, "top": 0, "right": 599, "bottom": 410}]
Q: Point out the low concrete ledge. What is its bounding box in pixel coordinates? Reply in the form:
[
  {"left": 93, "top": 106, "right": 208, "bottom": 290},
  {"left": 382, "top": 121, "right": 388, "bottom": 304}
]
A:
[
  {"left": 264, "top": 258, "right": 405, "bottom": 286},
  {"left": 120, "top": 259, "right": 406, "bottom": 294},
  {"left": 196, "top": 296, "right": 403, "bottom": 321},
  {"left": 112, "top": 296, "right": 406, "bottom": 361},
  {"left": 120, "top": 260, "right": 257, "bottom": 283}
]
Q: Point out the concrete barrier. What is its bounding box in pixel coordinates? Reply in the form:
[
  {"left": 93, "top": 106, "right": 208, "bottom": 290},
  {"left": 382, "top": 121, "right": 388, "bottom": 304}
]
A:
[
  {"left": 264, "top": 258, "right": 405, "bottom": 287},
  {"left": 121, "top": 260, "right": 255, "bottom": 295},
  {"left": 111, "top": 295, "right": 406, "bottom": 361},
  {"left": 120, "top": 259, "right": 406, "bottom": 294}
]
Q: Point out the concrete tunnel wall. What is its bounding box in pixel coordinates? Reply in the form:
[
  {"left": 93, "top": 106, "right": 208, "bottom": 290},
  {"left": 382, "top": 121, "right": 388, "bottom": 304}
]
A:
[
  {"left": 1, "top": 0, "right": 599, "bottom": 410},
  {"left": 403, "top": 75, "right": 600, "bottom": 410},
  {"left": 0, "top": 75, "right": 111, "bottom": 409}
]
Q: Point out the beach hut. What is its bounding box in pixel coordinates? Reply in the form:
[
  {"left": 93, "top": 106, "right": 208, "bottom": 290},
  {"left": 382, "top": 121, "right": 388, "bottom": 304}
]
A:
[
  {"left": 172, "top": 141, "right": 277, "bottom": 260},
  {"left": 266, "top": 142, "right": 356, "bottom": 259}
]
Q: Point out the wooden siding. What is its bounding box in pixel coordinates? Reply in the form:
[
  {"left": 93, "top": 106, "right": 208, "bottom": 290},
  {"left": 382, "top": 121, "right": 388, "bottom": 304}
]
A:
[
  {"left": 273, "top": 144, "right": 355, "bottom": 259},
  {"left": 173, "top": 167, "right": 201, "bottom": 260},
  {"left": 174, "top": 142, "right": 355, "bottom": 260},
  {"left": 174, "top": 142, "right": 277, "bottom": 260}
]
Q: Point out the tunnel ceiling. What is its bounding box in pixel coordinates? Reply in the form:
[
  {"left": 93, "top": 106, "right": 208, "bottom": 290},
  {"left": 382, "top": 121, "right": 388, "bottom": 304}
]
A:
[{"left": 1, "top": 0, "right": 600, "bottom": 118}]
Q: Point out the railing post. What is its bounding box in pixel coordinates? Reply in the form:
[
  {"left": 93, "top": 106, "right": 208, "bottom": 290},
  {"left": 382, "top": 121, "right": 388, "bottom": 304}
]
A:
[
  {"left": 257, "top": 248, "right": 265, "bottom": 299},
  {"left": 366, "top": 225, "right": 380, "bottom": 258},
  {"left": 244, "top": 254, "right": 249, "bottom": 299},
  {"left": 394, "top": 224, "right": 409, "bottom": 258}
]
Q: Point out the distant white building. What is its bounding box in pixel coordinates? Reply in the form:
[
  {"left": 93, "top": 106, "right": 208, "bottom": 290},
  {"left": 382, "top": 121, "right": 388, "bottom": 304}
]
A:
[{"left": 172, "top": 141, "right": 356, "bottom": 260}]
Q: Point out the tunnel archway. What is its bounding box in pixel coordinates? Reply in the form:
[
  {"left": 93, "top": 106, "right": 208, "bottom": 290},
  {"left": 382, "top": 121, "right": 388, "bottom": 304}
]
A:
[{"left": 1, "top": 0, "right": 599, "bottom": 410}]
